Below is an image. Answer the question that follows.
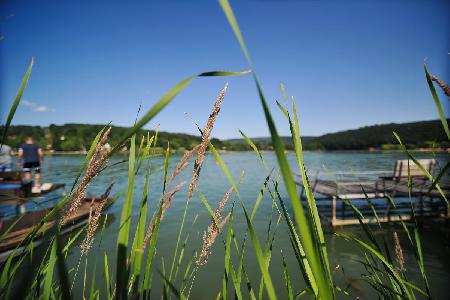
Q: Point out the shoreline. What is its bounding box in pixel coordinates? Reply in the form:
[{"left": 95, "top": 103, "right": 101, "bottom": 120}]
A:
[{"left": 21, "top": 148, "right": 449, "bottom": 156}]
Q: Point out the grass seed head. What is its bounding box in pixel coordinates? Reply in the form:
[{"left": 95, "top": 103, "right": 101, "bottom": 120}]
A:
[{"left": 188, "top": 83, "right": 228, "bottom": 199}]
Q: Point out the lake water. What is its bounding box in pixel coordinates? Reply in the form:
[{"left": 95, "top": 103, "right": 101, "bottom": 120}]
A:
[{"left": 10, "top": 151, "right": 450, "bottom": 299}]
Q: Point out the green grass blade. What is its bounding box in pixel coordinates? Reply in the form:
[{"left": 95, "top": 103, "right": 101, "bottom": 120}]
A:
[
  {"left": 197, "top": 188, "right": 221, "bottom": 230},
  {"left": 239, "top": 130, "right": 267, "bottom": 169},
  {"left": 143, "top": 204, "right": 163, "bottom": 297},
  {"left": 251, "top": 170, "right": 273, "bottom": 221},
  {"left": 163, "top": 142, "right": 170, "bottom": 194},
  {"left": 1, "top": 58, "right": 34, "bottom": 147},
  {"left": 218, "top": 0, "right": 253, "bottom": 66},
  {"left": 289, "top": 96, "right": 334, "bottom": 293},
  {"left": 223, "top": 209, "right": 234, "bottom": 300},
  {"left": 168, "top": 197, "right": 191, "bottom": 287},
  {"left": 111, "top": 70, "right": 249, "bottom": 153},
  {"left": 43, "top": 239, "right": 57, "bottom": 300},
  {"left": 275, "top": 186, "right": 317, "bottom": 294},
  {"left": 339, "top": 233, "right": 412, "bottom": 299},
  {"left": 393, "top": 132, "right": 448, "bottom": 205},
  {"left": 56, "top": 232, "right": 72, "bottom": 300},
  {"left": 104, "top": 253, "right": 111, "bottom": 300},
  {"left": 116, "top": 134, "right": 136, "bottom": 299},
  {"left": 88, "top": 263, "right": 97, "bottom": 300},
  {"left": 414, "top": 227, "right": 431, "bottom": 296},
  {"left": 132, "top": 140, "right": 152, "bottom": 292},
  {"left": 218, "top": 1, "right": 334, "bottom": 297},
  {"left": 281, "top": 251, "right": 294, "bottom": 300},
  {"left": 162, "top": 258, "right": 168, "bottom": 299},
  {"left": 209, "top": 142, "right": 240, "bottom": 197},
  {"left": 241, "top": 205, "right": 277, "bottom": 300},
  {"left": 158, "top": 270, "right": 187, "bottom": 300},
  {"left": 424, "top": 64, "right": 450, "bottom": 141}
]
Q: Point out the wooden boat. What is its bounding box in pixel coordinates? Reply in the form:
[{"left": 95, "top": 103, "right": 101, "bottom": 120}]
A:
[
  {"left": 0, "top": 196, "right": 113, "bottom": 262},
  {"left": 0, "top": 171, "right": 65, "bottom": 201}
]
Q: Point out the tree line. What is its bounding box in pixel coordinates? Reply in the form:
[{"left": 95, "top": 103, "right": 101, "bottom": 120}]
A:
[{"left": 1, "top": 119, "right": 448, "bottom": 152}]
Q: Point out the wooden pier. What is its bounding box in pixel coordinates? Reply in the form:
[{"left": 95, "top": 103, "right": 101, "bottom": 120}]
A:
[{"left": 297, "top": 159, "right": 450, "bottom": 227}]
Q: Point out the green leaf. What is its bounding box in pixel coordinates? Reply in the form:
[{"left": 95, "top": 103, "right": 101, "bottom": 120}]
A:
[
  {"left": 281, "top": 251, "right": 294, "bottom": 300},
  {"left": 209, "top": 142, "right": 240, "bottom": 197},
  {"left": 339, "top": 233, "right": 413, "bottom": 299},
  {"left": 197, "top": 188, "right": 220, "bottom": 229},
  {"left": 143, "top": 204, "right": 163, "bottom": 298},
  {"left": 111, "top": 70, "right": 250, "bottom": 153},
  {"left": 218, "top": 0, "right": 334, "bottom": 297},
  {"left": 56, "top": 232, "right": 72, "bottom": 300},
  {"left": 163, "top": 142, "right": 170, "bottom": 194},
  {"left": 424, "top": 65, "right": 450, "bottom": 141},
  {"left": 104, "top": 253, "right": 111, "bottom": 300},
  {"left": 1, "top": 58, "right": 34, "bottom": 147},
  {"left": 393, "top": 132, "right": 448, "bottom": 206},
  {"left": 239, "top": 130, "right": 267, "bottom": 169},
  {"left": 43, "top": 239, "right": 57, "bottom": 300},
  {"left": 131, "top": 138, "right": 152, "bottom": 292},
  {"left": 242, "top": 205, "right": 277, "bottom": 300},
  {"left": 116, "top": 134, "right": 136, "bottom": 299}
]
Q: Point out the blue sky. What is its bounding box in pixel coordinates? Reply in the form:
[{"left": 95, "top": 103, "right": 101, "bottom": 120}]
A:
[{"left": 1, "top": 0, "right": 449, "bottom": 139}]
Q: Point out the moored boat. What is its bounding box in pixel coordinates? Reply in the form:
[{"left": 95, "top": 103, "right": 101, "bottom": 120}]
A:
[{"left": 0, "top": 196, "right": 114, "bottom": 262}]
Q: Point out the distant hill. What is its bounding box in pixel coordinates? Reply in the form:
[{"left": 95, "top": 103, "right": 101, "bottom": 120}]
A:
[
  {"left": 226, "top": 136, "right": 316, "bottom": 146},
  {"left": 310, "top": 119, "right": 449, "bottom": 150},
  {"left": 1, "top": 119, "right": 448, "bottom": 151},
  {"left": 225, "top": 119, "right": 449, "bottom": 150},
  {"left": 0, "top": 124, "right": 224, "bottom": 151}
]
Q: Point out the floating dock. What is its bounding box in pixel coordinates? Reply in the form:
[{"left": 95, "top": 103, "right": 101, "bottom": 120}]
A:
[{"left": 297, "top": 176, "right": 450, "bottom": 227}]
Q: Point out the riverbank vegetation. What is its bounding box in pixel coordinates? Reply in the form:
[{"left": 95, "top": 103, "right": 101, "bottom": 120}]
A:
[
  {"left": 1, "top": 0, "right": 449, "bottom": 299},
  {"left": 2, "top": 118, "right": 448, "bottom": 152}
]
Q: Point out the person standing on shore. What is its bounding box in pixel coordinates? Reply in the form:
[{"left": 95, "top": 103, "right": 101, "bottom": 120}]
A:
[
  {"left": 0, "top": 144, "right": 12, "bottom": 171},
  {"left": 18, "top": 137, "right": 43, "bottom": 191}
]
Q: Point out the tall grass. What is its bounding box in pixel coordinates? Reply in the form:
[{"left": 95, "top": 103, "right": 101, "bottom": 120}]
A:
[{"left": 1, "top": 1, "right": 449, "bottom": 299}]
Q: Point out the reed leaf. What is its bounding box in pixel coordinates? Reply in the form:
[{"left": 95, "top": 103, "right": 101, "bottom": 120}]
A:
[
  {"left": 131, "top": 137, "right": 152, "bottom": 293},
  {"left": 239, "top": 130, "right": 267, "bottom": 169},
  {"left": 251, "top": 170, "right": 273, "bottom": 221},
  {"left": 158, "top": 270, "right": 187, "bottom": 300},
  {"left": 104, "top": 253, "right": 111, "bottom": 300},
  {"left": 424, "top": 64, "right": 450, "bottom": 141},
  {"left": 281, "top": 251, "right": 294, "bottom": 300},
  {"left": 142, "top": 204, "right": 163, "bottom": 298},
  {"left": 241, "top": 205, "right": 277, "bottom": 300},
  {"left": 1, "top": 58, "right": 34, "bottom": 147},
  {"left": 111, "top": 70, "right": 250, "bottom": 154},
  {"left": 163, "top": 142, "right": 170, "bottom": 194},
  {"left": 197, "top": 188, "right": 220, "bottom": 229},
  {"left": 393, "top": 132, "right": 448, "bottom": 205},
  {"left": 275, "top": 185, "right": 317, "bottom": 294},
  {"left": 218, "top": 1, "right": 333, "bottom": 297},
  {"left": 116, "top": 134, "right": 136, "bottom": 299},
  {"left": 414, "top": 227, "right": 430, "bottom": 296},
  {"left": 222, "top": 209, "right": 234, "bottom": 300},
  {"left": 55, "top": 232, "right": 71, "bottom": 300},
  {"left": 43, "top": 239, "right": 57, "bottom": 300},
  {"left": 339, "top": 234, "right": 412, "bottom": 299},
  {"left": 209, "top": 142, "right": 240, "bottom": 198}
]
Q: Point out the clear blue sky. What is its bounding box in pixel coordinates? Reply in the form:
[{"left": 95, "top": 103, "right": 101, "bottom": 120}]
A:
[{"left": 1, "top": 0, "right": 449, "bottom": 139}]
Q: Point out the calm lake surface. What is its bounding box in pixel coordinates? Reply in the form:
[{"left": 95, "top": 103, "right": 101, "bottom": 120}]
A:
[{"left": 15, "top": 151, "right": 450, "bottom": 299}]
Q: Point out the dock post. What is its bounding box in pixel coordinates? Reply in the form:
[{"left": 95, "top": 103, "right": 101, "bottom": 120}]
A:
[{"left": 332, "top": 196, "right": 337, "bottom": 227}]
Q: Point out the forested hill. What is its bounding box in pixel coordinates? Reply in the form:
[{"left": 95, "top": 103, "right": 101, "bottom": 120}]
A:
[
  {"left": 1, "top": 124, "right": 225, "bottom": 151},
  {"left": 225, "top": 119, "right": 449, "bottom": 150},
  {"left": 1, "top": 119, "right": 448, "bottom": 151},
  {"left": 310, "top": 119, "right": 449, "bottom": 150}
]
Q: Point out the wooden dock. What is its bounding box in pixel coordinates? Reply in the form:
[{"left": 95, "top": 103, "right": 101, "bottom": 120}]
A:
[{"left": 297, "top": 178, "right": 450, "bottom": 227}]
